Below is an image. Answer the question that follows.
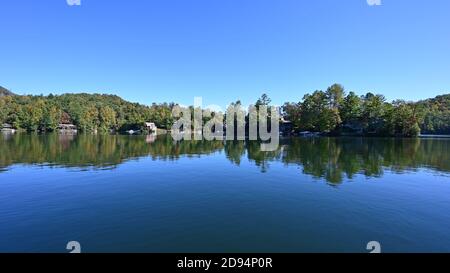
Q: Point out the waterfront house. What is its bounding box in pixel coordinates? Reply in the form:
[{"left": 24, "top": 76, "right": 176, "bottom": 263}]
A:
[
  {"left": 280, "top": 118, "right": 293, "bottom": 136},
  {"left": 58, "top": 124, "right": 77, "bottom": 134},
  {"left": 145, "top": 122, "right": 157, "bottom": 133},
  {"left": 1, "top": 123, "right": 16, "bottom": 133}
]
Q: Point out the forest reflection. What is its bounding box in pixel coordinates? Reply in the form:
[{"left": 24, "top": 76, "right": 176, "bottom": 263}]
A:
[{"left": 0, "top": 133, "right": 449, "bottom": 184}]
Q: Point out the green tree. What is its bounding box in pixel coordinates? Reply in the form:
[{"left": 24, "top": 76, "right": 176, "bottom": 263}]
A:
[
  {"left": 282, "top": 102, "right": 302, "bottom": 131},
  {"left": 43, "top": 104, "right": 61, "bottom": 131},
  {"left": 300, "top": 91, "right": 338, "bottom": 132},
  {"left": 389, "top": 101, "right": 421, "bottom": 137},
  {"left": 340, "top": 91, "right": 362, "bottom": 124},
  {"left": 255, "top": 93, "right": 271, "bottom": 108},
  {"left": 326, "top": 84, "right": 345, "bottom": 110},
  {"left": 361, "top": 93, "right": 387, "bottom": 133},
  {"left": 99, "top": 105, "right": 117, "bottom": 131}
]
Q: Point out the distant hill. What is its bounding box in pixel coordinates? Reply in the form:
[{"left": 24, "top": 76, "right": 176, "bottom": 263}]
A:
[
  {"left": 418, "top": 94, "right": 450, "bottom": 109},
  {"left": 0, "top": 86, "right": 15, "bottom": 97},
  {"left": 0, "top": 92, "right": 175, "bottom": 132}
]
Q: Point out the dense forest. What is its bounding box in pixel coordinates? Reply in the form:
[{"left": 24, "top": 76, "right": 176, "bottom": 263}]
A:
[
  {"left": 0, "top": 88, "right": 175, "bottom": 133},
  {"left": 283, "top": 84, "right": 450, "bottom": 136},
  {"left": 0, "top": 84, "right": 449, "bottom": 136},
  {"left": 416, "top": 94, "right": 450, "bottom": 134}
]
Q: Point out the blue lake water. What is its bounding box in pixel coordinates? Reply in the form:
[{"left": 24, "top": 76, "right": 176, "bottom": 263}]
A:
[{"left": 0, "top": 134, "right": 449, "bottom": 252}]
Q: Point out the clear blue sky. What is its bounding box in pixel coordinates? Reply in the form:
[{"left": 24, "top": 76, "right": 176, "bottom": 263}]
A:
[{"left": 1, "top": 0, "right": 449, "bottom": 107}]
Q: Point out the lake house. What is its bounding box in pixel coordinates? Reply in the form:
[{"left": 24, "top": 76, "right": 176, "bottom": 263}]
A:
[
  {"left": 58, "top": 124, "right": 78, "bottom": 134},
  {"left": 1, "top": 123, "right": 16, "bottom": 133},
  {"left": 145, "top": 122, "right": 157, "bottom": 133},
  {"left": 280, "top": 118, "right": 293, "bottom": 136}
]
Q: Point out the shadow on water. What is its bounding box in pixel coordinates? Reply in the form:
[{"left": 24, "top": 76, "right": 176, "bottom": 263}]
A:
[{"left": 0, "top": 133, "right": 449, "bottom": 184}]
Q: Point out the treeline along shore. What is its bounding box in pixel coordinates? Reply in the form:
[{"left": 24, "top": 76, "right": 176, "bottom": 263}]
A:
[{"left": 1, "top": 84, "right": 449, "bottom": 137}]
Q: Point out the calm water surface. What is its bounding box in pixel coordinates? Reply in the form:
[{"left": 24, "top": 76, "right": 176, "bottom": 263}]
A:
[{"left": 0, "top": 134, "right": 449, "bottom": 252}]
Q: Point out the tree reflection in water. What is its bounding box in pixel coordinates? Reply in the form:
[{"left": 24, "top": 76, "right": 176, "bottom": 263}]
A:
[{"left": 0, "top": 133, "right": 448, "bottom": 184}]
